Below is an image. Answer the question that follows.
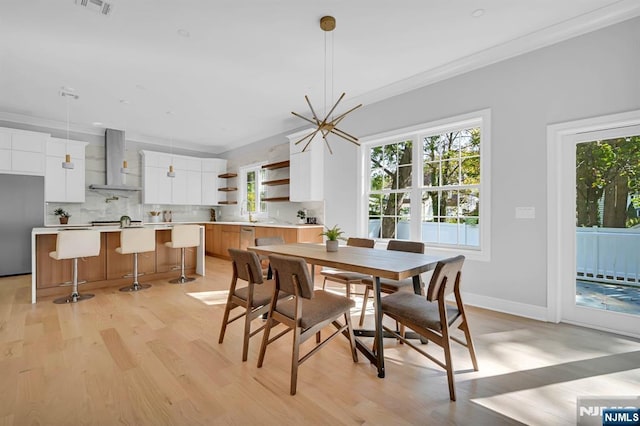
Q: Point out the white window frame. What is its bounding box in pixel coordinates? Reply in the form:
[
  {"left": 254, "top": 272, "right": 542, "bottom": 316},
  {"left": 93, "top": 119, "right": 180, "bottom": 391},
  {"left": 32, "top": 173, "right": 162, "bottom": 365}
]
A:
[
  {"left": 358, "top": 109, "right": 491, "bottom": 261},
  {"left": 239, "top": 161, "right": 267, "bottom": 218}
]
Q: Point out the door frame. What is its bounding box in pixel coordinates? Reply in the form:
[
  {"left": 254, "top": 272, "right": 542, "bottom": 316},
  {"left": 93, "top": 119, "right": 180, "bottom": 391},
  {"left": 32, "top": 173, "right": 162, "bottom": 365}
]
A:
[{"left": 547, "top": 109, "right": 640, "bottom": 338}]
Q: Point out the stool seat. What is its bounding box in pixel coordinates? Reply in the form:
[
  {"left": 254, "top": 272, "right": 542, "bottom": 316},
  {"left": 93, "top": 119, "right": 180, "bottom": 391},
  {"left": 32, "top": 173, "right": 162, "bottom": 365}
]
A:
[
  {"left": 117, "top": 228, "right": 156, "bottom": 292},
  {"left": 165, "top": 225, "right": 200, "bottom": 283},
  {"left": 50, "top": 230, "right": 101, "bottom": 304}
]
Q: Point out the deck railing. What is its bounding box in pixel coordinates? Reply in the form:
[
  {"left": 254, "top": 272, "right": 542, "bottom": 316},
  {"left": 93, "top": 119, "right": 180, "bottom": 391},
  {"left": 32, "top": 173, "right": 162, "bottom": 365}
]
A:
[{"left": 576, "top": 227, "right": 640, "bottom": 287}]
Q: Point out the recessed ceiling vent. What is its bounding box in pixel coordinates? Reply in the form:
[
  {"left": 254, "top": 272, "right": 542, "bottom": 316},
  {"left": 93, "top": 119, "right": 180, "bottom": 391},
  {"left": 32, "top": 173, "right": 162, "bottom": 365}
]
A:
[{"left": 75, "top": 0, "right": 113, "bottom": 16}]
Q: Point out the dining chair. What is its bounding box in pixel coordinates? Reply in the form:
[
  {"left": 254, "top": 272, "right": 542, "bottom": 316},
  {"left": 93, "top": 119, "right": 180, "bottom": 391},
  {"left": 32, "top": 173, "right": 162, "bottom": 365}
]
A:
[
  {"left": 219, "top": 248, "right": 282, "bottom": 362},
  {"left": 320, "top": 237, "right": 375, "bottom": 298},
  {"left": 380, "top": 254, "right": 478, "bottom": 401},
  {"left": 359, "top": 239, "right": 425, "bottom": 326},
  {"left": 254, "top": 236, "right": 284, "bottom": 279},
  {"left": 257, "top": 254, "right": 358, "bottom": 395}
]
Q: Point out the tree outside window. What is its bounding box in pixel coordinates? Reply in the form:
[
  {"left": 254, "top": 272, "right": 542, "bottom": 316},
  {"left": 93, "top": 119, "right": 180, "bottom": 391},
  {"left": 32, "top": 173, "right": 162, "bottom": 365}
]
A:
[{"left": 365, "top": 113, "right": 487, "bottom": 253}]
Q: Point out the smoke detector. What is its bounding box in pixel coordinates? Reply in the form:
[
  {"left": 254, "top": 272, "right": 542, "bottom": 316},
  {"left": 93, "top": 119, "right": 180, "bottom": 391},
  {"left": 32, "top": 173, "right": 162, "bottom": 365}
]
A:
[{"left": 75, "top": 0, "right": 113, "bottom": 16}]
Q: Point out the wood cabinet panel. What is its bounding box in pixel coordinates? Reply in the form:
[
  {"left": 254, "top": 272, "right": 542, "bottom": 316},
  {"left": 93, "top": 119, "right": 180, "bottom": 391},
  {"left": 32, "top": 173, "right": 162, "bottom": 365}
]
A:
[
  {"left": 220, "top": 225, "right": 240, "bottom": 259},
  {"left": 297, "top": 227, "right": 323, "bottom": 243},
  {"left": 105, "top": 232, "right": 155, "bottom": 280},
  {"left": 36, "top": 233, "right": 107, "bottom": 289}
]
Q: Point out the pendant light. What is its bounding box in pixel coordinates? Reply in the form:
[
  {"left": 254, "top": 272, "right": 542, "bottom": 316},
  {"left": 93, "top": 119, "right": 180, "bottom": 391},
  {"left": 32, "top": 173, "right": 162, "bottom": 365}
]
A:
[
  {"left": 59, "top": 87, "right": 78, "bottom": 169},
  {"left": 291, "top": 16, "right": 362, "bottom": 154},
  {"left": 120, "top": 100, "right": 129, "bottom": 174},
  {"left": 166, "top": 111, "right": 176, "bottom": 178}
]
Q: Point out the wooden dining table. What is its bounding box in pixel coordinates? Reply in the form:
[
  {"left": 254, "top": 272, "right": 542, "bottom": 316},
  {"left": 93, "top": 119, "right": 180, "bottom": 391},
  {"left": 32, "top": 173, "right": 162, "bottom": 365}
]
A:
[{"left": 248, "top": 242, "right": 448, "bottom": 378}]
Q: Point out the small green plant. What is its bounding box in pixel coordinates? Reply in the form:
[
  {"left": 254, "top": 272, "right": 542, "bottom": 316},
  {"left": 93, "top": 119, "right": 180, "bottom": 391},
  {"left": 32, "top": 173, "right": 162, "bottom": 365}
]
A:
[
  {"left": 53, "top": 208, "right": 70, "bottom": 218},
  {"left": 297, "top": 209, "right": 306, "bottom": 220},
  {"left": 320, "top": 225, "right": 346, "bottom": 241}
]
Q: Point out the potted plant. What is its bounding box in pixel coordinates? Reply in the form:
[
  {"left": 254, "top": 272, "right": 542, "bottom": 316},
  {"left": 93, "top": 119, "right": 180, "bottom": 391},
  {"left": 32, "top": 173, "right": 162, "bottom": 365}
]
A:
[
  {"left": 320, "top": 224, "right": 346, "bottom": 252},
  {"left": 297, "top": 209, "right": 307, "bottom": 224},
  {"left": 54, "top": 208, "right": 71, "bottom": 224}
]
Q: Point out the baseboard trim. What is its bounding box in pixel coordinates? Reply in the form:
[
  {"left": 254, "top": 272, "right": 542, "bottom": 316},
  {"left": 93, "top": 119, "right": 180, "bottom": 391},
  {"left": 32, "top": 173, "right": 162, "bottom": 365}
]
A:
[{"left": 460, "top": 291, "right": 549, "bottom": 322}]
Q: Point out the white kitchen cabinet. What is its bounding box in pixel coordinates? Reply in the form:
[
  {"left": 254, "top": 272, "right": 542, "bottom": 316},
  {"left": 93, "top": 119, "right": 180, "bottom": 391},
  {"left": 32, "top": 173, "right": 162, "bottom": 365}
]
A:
[
  {"left": 142, "top": 151, "right": 224, "bottom": 205},
  {"left": 287, "top": 129, "right": 324, "bottom": 202},
  {"left": 141, "top": 151, "right": 173, "bottom": 204},
  {"left": 45, "top": 138, "right": 87, "bottom": 202},
  {"left": 0, "top": 127, "right": 47, "bottom": 176},
  {"left": 202, "top": 158, "right": 228, "bottom": 205}
]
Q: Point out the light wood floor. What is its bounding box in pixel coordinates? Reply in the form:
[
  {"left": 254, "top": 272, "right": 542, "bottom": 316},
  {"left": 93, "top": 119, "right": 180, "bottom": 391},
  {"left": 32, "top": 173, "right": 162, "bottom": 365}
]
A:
[{"left": 1, "top": 256, "right": 639, "bottom": 425}]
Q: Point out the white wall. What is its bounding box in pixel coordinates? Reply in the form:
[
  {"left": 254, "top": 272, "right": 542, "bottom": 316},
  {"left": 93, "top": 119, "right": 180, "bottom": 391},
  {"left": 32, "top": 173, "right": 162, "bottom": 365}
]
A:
[{"left": 222, "top": 17, "right": 640, "bottom": 317}]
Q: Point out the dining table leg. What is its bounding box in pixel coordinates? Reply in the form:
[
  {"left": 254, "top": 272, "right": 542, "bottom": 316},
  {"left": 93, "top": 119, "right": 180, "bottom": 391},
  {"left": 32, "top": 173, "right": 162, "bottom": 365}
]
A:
[{"left": 373, "top": 275, "right": 385, "bottom": 378}]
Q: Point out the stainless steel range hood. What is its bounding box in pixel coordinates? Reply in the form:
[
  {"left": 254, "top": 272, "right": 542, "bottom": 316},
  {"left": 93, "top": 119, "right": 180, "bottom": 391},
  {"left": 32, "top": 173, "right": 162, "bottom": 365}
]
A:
[{"left": 89, "top": 129, "right": 142, "bottom": 191}]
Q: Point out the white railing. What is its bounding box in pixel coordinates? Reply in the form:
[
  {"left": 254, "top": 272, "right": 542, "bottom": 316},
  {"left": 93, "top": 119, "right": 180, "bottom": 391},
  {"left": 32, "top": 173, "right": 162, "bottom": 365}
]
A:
[{"left": 576, "top": 227, "right": 640, "bottom": 287}]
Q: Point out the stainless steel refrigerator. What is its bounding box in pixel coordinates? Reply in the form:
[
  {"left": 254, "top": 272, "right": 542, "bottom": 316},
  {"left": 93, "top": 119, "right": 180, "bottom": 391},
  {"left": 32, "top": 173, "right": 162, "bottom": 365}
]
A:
[{"left": 0, "top": 173, "right": 45, "bottom": 276}]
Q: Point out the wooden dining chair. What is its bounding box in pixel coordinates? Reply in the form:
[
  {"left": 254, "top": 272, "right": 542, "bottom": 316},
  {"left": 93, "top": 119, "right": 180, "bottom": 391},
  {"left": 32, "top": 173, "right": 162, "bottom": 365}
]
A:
[
  {"left": 320, "top": 237, "right": 375, "bottom": 298},
  {"left": 359, "top": 240, "right": 425, "bottom": 326},
  {"left": 218, "top": 248, "right": 281, "bottom": 362},
  {"left": 380, "top": 255, "right": 478, "bottom": 401},
  {"left": 257, "top": 254, "right": 358, "bottom": 395}
]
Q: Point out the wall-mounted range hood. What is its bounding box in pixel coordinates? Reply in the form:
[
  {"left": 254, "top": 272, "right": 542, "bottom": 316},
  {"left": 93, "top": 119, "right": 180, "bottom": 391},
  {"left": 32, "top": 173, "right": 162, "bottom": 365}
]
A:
[{"left": 89, "top": 129, "right": 142, "bottom": 191}]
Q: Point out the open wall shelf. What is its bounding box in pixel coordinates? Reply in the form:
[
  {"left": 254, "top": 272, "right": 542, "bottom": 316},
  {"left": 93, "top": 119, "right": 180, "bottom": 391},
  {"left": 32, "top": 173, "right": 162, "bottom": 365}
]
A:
[{"left": 262, "top": 160, "right": 290, "bottom": 170}]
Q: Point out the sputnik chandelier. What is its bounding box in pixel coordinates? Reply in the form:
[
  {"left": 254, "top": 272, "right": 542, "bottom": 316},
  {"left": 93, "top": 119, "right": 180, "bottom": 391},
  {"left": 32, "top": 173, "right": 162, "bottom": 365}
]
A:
[{"left": 291, "top": 15, "right": 362, "bottom": 154}]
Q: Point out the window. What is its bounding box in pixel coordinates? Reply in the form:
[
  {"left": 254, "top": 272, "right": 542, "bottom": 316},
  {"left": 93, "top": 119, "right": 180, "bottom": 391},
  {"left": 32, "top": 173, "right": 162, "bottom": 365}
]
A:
[
  {"left": 239, "top": 163, "right": 266, "bottom": 215},
  {"left": 362, "top": 110, "right": 490, "bottom": 259}
]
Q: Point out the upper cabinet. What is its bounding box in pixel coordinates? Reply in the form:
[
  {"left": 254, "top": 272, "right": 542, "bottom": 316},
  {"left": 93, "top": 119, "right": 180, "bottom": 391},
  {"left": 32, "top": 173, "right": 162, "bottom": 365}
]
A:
[
  {"left": 287, "top": 129, "right": 324, "bottom": 202},
  {"left": 0, "top": 127, "right": 47, "bottom": 176},
  {"left": 45, "top": 138, "right": 88, "bottom": 203},
  {"left": 202, "top": 158, "right": 228, "bottom": 205},
  {"left": 141, "top": 150, "right": 227, "bottom": 206}
]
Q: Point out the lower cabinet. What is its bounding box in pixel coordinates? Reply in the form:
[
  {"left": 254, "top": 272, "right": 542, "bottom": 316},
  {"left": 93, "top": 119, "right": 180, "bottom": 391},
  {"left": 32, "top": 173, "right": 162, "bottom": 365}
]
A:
[{"left": 205, "top": 224, "right": 322, "bottom": 260}]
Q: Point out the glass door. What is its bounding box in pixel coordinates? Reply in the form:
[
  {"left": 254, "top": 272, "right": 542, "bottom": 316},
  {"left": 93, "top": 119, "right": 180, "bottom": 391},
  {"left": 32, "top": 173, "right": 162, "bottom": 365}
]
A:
[{"left": 561, "top": 128, "right": 640, "bottom": 335}]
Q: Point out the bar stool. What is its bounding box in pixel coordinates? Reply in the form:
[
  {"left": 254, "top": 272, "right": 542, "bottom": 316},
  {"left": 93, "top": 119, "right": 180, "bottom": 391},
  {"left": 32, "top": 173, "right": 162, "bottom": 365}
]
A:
[
  {"left": 117, "top": 227, "right": 156, "bottom": 292},
  {"left": 50, "top": 230, "right": 101, "bottom": 304},
  {"left": 165, "top": 225, "right": 200, "bottom": 283}
]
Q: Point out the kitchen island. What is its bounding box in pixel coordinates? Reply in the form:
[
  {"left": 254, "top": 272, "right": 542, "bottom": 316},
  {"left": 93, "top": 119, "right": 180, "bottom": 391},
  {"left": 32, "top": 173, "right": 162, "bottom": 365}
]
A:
[{"left": 30, "top": 224, "right": 205, "bottom": 303}]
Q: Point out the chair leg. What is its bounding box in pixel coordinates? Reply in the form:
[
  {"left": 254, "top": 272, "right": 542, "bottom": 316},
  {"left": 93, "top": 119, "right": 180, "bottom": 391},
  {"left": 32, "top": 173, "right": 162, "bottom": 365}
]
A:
[
  {"left": 441, "top": 328, "right": 456, "bottom": 401},
  {"left": 257, "top": 313, "right": 274, "bottom": 368},
  {"left": 359, "top": 286, "right": 370, "bottom": 326},
  {"left": 120, "top": 253, "right": 151, "bottom": 292},
  {"left": 345, "top": 312, "right": 358, "bottom": 362},
  {"left": 322, "top": 277, "right": 327, "bottom": 290},
  {"left": 170, "top": 247, "right": 196, "bottom": 284},
  {"left": 53, "top": 258, "right": 94, "bottom": 304},
  {"left": 290, "top": 326, "right": 302, "bottom": 395},
  {"left": 460, "top": 317, "right": 479, "bottom": 371},
  {"left": 241, "top": 304, "right": 252, "bottom": 362}
]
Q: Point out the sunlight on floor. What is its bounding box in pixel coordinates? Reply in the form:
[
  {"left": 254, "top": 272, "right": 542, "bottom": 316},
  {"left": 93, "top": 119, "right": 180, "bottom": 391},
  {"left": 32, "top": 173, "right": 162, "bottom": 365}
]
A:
[{"left": 186, "top": 290, "right": 229, "bottom": 306}]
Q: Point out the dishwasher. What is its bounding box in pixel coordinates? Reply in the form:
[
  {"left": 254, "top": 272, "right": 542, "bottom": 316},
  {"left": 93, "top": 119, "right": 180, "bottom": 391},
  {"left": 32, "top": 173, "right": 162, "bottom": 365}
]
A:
[{"left": 239, "top": 226, "right": 255, "bottom": 250}]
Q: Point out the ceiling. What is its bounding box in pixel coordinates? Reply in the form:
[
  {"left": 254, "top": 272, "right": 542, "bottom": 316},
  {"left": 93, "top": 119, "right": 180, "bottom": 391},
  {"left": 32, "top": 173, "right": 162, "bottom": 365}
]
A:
[{"left": 1, "top": 0, "right": 638, "bottom": 154}]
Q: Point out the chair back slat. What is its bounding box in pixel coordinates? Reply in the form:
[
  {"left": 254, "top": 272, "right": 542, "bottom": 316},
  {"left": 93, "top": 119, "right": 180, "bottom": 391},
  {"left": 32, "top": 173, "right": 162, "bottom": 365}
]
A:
[
  {"left": 228, "top": 248, "right": 264, "bottom": 284},
  {"left": 347, "top": 237, "right": 375, "bottom": 248},
  {"left": 387, "top": 239, "right": 424, "bottom": 254},
  {"left": 426, "top": 255, "right": 465, "bottom": 301},
  {"left": 269, "top": 254, "right": 314, "bottom": 299}
]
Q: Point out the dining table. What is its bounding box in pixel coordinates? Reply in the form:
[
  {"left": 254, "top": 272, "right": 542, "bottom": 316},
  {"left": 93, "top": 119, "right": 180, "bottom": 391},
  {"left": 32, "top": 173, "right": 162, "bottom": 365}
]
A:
[{"left": 248, "top": 242, "right": 448, "bottom": 378}]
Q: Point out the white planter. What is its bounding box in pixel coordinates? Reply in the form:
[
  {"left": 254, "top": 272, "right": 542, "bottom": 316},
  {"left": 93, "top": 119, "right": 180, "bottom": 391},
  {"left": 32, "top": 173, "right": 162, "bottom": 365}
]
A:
[{"left": 326, "top": 240, "right": 339, "bottom": 252}]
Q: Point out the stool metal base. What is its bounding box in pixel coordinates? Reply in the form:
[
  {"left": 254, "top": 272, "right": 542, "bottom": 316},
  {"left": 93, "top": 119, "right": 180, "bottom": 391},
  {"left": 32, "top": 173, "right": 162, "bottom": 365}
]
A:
[
  {"left": 53, "top": 293, "right": 95, "bottom": 304},
  {"left": 169, "top": 276, "right": 196, "bottom": 284},
  {"left": 119, "top": 283, "right": 152, "bottom": 292}
]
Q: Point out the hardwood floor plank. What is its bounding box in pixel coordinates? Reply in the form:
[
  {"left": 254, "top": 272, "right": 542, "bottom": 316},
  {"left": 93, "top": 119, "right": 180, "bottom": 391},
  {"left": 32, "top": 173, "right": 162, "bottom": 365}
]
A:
[{"left": 0, "top": 257, "right": 638, "bottom": 425}]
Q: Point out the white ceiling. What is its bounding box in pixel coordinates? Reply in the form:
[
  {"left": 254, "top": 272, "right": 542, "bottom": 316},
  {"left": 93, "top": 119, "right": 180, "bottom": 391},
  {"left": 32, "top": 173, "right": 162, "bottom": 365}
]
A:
[{"left": 1, "top": 0, "right": 639, "bottom": 154}]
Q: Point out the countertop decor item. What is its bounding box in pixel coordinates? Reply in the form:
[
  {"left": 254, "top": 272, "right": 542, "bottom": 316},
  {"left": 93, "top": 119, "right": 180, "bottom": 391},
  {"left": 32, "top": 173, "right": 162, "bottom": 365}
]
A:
[
  {"left": 291, "top": 15, "right": 362, "bottom": 154},
  {"left": 297, "top": 209, "right": 306, "bottom": 224},
  {"left": 54, "top": 208, "right": 71, "bottom": 224},
  {"left": 320, "top": 224, "right": 346, "bottom": 252}
]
